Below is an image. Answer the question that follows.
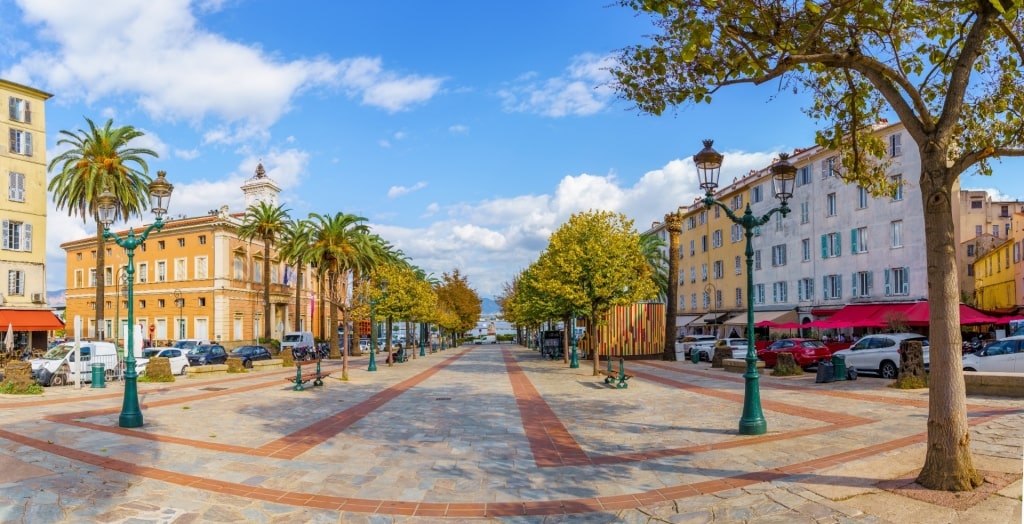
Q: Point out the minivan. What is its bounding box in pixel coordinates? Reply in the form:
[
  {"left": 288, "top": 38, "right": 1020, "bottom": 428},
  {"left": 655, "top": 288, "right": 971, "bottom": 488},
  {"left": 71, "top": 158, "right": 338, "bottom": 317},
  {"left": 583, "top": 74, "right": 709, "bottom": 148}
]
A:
[{"left": 280, "top": 331, "right": 315, "bottom": 357}]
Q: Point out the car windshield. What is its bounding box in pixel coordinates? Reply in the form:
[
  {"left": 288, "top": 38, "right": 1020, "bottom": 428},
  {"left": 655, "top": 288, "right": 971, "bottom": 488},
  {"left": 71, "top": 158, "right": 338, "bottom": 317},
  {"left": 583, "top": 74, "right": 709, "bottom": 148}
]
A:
[
  {"left": 190, "top": 347, "right": 210, "bottom": 355},
  {"left": 282, "top": 334, "right": 303, "bottom": 342},
  {"left": 801, "top": 341, "right": 826, "bottom": 348},
  {"left": 142, "top": 349, "right": 160, "bottom": 358},
  {"left": 173, "top": 340, "right": 199, "bottom": 350},
  {"left": 41, "top": 344, "right": 73, "bottom": 360}
]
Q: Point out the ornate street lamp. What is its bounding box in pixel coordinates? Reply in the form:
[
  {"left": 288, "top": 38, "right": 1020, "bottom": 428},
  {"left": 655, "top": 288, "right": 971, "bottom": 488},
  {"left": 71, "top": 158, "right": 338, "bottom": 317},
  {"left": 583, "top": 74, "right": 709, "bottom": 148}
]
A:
[
  {"left": 569, "top": 319, "right": 580, "bottom": 369},
  {"left": 367, "top": 279, "right": 388, "bottom": 372},
  {"left": 695, "top": 141, "right": 794, "bottom": 435},
  {"left": 98, "top": 171, "right": 174, "bottom": 428},
  {"left": 173, "top": 289, "right": 184, "bottom": 340}
]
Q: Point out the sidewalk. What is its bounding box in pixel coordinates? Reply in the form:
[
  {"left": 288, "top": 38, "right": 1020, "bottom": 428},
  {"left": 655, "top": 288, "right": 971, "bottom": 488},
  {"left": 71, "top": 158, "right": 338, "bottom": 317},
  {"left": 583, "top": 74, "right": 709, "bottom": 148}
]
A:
[{"left": 0, "top": 344, "right": 1020, "bottom": 523}]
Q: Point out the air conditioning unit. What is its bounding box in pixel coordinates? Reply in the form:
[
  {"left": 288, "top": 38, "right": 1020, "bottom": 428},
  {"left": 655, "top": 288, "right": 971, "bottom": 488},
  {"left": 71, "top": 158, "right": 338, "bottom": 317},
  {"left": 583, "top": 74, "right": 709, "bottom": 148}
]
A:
[
  {"left": 0, "top": 293, "right": 5, "bottom": 305},
  {"left": 31, "top": 293, "right": 44, "bottom": 304}
]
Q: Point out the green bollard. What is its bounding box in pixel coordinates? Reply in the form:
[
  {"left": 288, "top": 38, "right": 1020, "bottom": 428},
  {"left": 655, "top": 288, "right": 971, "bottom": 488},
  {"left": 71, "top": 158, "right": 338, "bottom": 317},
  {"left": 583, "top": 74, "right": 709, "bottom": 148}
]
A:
[
  {"left": 91, "top": 362, "right": 106, "bottom": 388},
  {"left": 691, "top": 346, "right": 700, "bottom": 364}
]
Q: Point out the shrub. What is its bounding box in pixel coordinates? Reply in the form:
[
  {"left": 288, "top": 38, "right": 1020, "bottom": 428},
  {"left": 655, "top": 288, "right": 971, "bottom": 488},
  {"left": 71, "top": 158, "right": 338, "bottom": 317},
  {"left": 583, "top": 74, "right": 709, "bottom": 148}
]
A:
[{"left": 0, "top": 380, "right": 43, "bottom": 394}]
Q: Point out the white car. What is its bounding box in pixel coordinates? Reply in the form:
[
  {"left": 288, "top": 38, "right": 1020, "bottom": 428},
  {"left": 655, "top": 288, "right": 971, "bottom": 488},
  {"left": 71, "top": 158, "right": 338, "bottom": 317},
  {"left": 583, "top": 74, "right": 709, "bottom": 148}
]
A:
[
  {"left": 142, "top": 347, "right": 190, "bottom": 375},
  {"left": 833, "top": 333, "right": 929, "bottom": 379},
  {"left": 695, "top": 338, "right": 751, "bottom": 362},
  {"left": 675, "top": 335, "right": 717, "bottom": 359},
  {"left": 962, "top": 336, "right": 1024, "bottom": 373}
]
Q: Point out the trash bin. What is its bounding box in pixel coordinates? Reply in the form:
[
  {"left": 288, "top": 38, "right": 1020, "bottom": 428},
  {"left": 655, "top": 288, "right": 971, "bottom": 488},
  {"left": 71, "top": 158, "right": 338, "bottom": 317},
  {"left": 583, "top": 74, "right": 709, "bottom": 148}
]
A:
[
  {"left": 690, "top": 347, "right": 700, "bottom": 364},
  {"left": 91, "top": 362, "right": 106, "bottom": 388},
  {"left": 815, "top": 359, "right": 834, "bottom": 383},
  {"left": 831, "top": 354, "right": 847, "bottom": 381}
]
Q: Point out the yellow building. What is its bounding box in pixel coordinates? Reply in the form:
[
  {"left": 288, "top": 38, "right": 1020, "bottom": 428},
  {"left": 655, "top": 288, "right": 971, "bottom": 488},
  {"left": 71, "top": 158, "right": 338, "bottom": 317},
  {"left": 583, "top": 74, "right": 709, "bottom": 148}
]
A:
[
  {"left": 973, "top": 237, "right": 1016, "bottom": 312},
  {"left": 0, "top": 79, "right": 63, "bottom": 352},
  {"left": 61, "top": 166, "right": 323, "bottom": 348}
]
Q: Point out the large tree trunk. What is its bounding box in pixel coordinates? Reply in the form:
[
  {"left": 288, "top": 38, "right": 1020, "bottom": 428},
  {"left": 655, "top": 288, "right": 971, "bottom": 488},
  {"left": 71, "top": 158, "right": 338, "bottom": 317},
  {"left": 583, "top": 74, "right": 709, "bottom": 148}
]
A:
[
  {"left": 665, "top": 213, "right": 682, "bottom": 360},
  {"left": 293, "top": 266, "right": 302, "bottom": 331},
  {"left": 916, "top": 160, "right": 982, "bottom": 491},
  {"left": 94, "top": 217, "right": 106, "bottom": 340},
  {"left": 262, "top": 238, "right": 272, "bottom": 341}
]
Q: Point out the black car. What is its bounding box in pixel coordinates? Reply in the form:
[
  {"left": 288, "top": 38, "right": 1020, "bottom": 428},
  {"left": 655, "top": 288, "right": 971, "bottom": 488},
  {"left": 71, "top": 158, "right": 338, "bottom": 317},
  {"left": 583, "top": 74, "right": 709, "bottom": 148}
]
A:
[
  {"left": 230, "top": 345, "right": 272, "bottom": 368},
  {"left": 187, "top": 344, "right": 228, "bottom": 366}
]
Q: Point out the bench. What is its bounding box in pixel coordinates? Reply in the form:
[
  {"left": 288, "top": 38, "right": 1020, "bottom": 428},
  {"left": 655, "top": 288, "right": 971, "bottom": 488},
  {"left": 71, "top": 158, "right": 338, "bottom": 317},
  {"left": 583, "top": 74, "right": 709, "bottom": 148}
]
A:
[
  {"left": 722, "top": 358, "right": 764, "bottom": 374},
  {"left": 285, "top": 359, "right": 331, "bottom": 391},
  {"left": 964, "top": 371, "right": 1024, "bottom": 398},
  {"left": 599, "top": 357, "right": 633, "bottom": 389},
  {"left": 386, "top": 348, "right": 409, "bottom": 364}
]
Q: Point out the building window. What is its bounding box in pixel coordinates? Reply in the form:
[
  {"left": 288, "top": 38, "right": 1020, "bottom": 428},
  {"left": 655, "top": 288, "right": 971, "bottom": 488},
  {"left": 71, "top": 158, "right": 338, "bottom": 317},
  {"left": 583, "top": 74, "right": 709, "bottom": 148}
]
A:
[
  {"left": 821, "top": 156, "right": 837, "bottom": 178},
  {"left": 156, "top": 261, "right": 167, "bottom": 282},
  {"left": 701, "top": 263, "right": 708, "bottom": 281},
  {"left": 800, "top": 201, "right": 809, "bottom": 224},
  {"left": 74, "top": 270, "right": 83, "bottom": 288},
  {"left": 797, "top": 165, "right": 811, "bottom": 186},
  {"left": 853, "top": 271, "right": 872, "bottom": 297},
  {"left": 801, "top": 238, "right": 811, "bottom": 261},
  {"left": 852, "top": 227, "right": 868, "bottom": 253},
  {"left": 138, "top": 263, "right": 148, "bottom": 283},
  {"left": 735, "top": 287, "right": 742, "bottom": 307},
  {"left": 689, "top": 239, "right": 695, "bottom": 256},
  {"left": 1000, "top": 205, "right": 1010, "bottom": 218},
  {"left": 966, "top": 264, "right": 974, "bottom": 276},
  {"left": 821, "top": 232, "right": 841, "bottom": 258},
  {"left": 857, "top": 187, "right": 868, "bottom": 209},
  {"left": 826, "top": 193, "right": 837, "bottom": 216},
  {"left": 889, "top": 133, "right": 902, "bottom": 156},
  {"left": 730, "top": 224, "right": 741, "bottom": 242},
  {"left": 690, "top": 267, "right": 696, "bottom": 283},
  {"left": 76, "top": 252, "right": 82, "bottom": 261},
  {"left": 797, "top": 278, "right": 814, "bottom": 301},
  {"left": 8, "top": 129, "right": 32, "bottom": 156},
  {"left": 7, "top": 270, "right": 24, "bottom": 295},
  {"left": 713, "top": 260, "right": 724, "bottom": 279},
  {"left": 89, "top": 268, "right": 97, "bottom": 287},
  {"left": 701, "top": 235, "right": 707, "bottom": 253},
  {"left": 715, "top": 289, "right": 723, "bottom": 308},
  {"left": 993, "top": 225, "right": 999, "bottom": 237},
  {"left": 199, "top": 235, "right": 207, "bottom": 245},
  {"left": 199, "top": 297, "right": 206, "bottom": 307},
  {"left": 178, "top": 238, "right": 185, "bottom": 247},
  {"left": 753, "top": 284, "right": 765, "bottom": 305},
  {"left": 975, "top": 225, "right": 983, "bottom": 236},
  {"left": 139, "top": 300, "right": 146, "bottom": 308},
  {"left": 8, "top": 97, "right": 31, "bottom": 123},
  {"left": 687, "top": 216, "right": 696, "bottom": 229},
  {"left": 140, "top": 242, "right": 146, "bottom": 252},
  {"left": 970, "top": 199, "right": 983, "bottom": 209},
  {"left": 104, "top": 267, "right": 113, "bottom": 285},
  {"left": 711, "top": 230, "right": 722, "bottom": 248},
  {"left": 195, "top": 257, "right": 208, "bottom": 279},
  {"left": 771, "top": 244, "right": 787, "bottom": 266},
  {"left": 158, "top": 240, "right": 165, "bottom": 250},
  {"left": 1, "top": 220, "right": 31, "bottom": 251},
  {"left": 174, "top": 258, "right": 187, "bottom": 280},
  {"left": 271, "top": 264, "right": 279, "bottom": 284},
  {"left": 254, "top": 261, "right": 263, "bottom": 283},
  {"left": 702, "top": 291, "right": 710, "bottom": 309},
  {"left": 8, "top": 172, "right": 25, "bottom": 202},
  {"left": 892, "top": 221, "right": 903, "bottom": 248},
  {"left": 734, "top": 255, "right": 741, "bottom": 274},
  {"left": 886, "top": 267, "right": 910, "bottom": 296},
  {"left": 823, "top": 274, "right": 842, "bottom": 299},
  {"left": 730, "top": 194, "right": 743, "bottom": 210},
  {"left": 713, "top": 206, "right": 720, "bottom": 219},
  {"left": 752, "top": 184, "right": 764, "bottom": 203},
  {"left": 698, "top": 211, "right": 706, "bottom": 225},
  {"left": 158, "top": 299, "right": 165, "bottom": 307},
  {"left": 691, "top": 293, "right": 697, "bottom": 310},
  {"left": 754, "top": 250, "right": 762, "bottom": 271},
  {"left": 233, "top": 255, "right": 244, "bottom": 279},
  {"left": 772, "top": 281, "right": 788, "bottom": 303}
]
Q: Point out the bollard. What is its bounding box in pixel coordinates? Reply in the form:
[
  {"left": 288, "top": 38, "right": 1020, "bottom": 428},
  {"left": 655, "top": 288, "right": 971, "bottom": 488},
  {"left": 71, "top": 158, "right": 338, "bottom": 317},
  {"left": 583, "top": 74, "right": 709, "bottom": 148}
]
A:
[
  {"left": 91, "top": 362, "right": 106, "bottom": 388},
  {"left": 690, "top": 347, "right": 700, "bottom": 364}
]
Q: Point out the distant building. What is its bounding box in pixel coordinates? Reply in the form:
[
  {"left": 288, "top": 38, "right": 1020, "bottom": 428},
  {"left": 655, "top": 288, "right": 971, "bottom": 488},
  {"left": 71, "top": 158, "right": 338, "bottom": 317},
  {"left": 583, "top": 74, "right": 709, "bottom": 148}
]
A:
[{"left": 0, "top": 78, "right": 63, "bottom": 352}]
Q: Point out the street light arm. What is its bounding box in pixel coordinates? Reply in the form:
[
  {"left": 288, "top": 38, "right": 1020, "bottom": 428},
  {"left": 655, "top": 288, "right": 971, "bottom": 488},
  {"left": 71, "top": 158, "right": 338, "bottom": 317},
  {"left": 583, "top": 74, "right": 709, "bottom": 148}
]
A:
[
  {"left": 101, "top": 217, "right": 166, "bottom": 249},
  {"left": 702, "top": 194, "right": 790, "bottom": 230}
]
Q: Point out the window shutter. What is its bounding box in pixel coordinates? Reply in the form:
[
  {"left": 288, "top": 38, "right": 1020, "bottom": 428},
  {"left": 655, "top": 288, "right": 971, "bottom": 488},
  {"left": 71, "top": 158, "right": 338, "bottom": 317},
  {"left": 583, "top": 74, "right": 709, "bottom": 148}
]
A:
[
  {"left": 7, "top": 270, "right": 15, "bottom": 294},
  {"left": 821, "top": 235, "right": 828, "bottom": 258},
  {"left": 837, "top": 276, "right": 842, "bottom": 298},
  {"left": 835, "top": 234, "right": 841, "bottom": 256},
  {"left": 24, "top": 132, "right": 31, "bottom": 156},
  {"left": 7, "top": 97, "right": 13, "bottom": 119},
  {"left": 8, "top": 129, "right": 14, "bottom": 153},
  {"left": 797, "top": 279, "right": 804, "bottom": 301},
  {"left": 23, "top": 223, "right": 31, "bottom": 252},
  {"left": 820, "top": 159, "right": 827, "bottom": 177},
  {"left": 7, "top": 173, "right": 15, "bottom": 200},
  {"left": 24, "top": 101, "right": 30, "bottom": 123},
  {"left": 808, "top": 278, "right": 814, "bottom": 297},
  {"left": 852, "top": 273, "right": 859, "bottom": 297},
  {"left": 822, "top": 276, "right": 828, "bottom": 299},
  {"left": 884, "top": 269, "right": 891, "bottom": 296},
  {"left": 902, "top": 266, "right": 910, "bottom": 294},
  {"left": 1, "top": 220, "right": 8, "bottom": 250},
  {"left": 867, "top": 271, "right": 873, "bottom": 294},
  {"left": 851, "top": 229, "right": 858, "bottom": 254}
]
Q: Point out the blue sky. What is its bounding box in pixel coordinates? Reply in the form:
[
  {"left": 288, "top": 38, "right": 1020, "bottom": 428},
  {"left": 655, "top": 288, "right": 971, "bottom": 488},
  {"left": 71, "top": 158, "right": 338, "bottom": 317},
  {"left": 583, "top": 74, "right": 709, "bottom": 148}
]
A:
[{"left": 2, "top": 0, "right": 1019, "bottom": 300}]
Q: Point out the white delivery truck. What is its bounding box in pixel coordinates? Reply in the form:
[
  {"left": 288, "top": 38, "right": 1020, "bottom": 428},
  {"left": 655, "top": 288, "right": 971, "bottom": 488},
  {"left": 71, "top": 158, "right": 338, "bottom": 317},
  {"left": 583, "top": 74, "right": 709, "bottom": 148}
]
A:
[{"left": 30, "top": 341, "right": 143, "bottom": 386}]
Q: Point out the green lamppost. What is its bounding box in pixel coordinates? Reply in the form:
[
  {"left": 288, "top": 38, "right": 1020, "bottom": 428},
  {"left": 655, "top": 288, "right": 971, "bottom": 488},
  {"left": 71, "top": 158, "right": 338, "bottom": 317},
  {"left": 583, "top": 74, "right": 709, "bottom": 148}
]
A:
[
  {"left": 569, "top": 322, "right": 580, "bottom": 369},
  {"left": 97, "top": 171, "right": 174, "bottom": 429},
  {"left": 419, "top": 325, "right": 426, "bottom": 357},
  {"left": 367, "top": 279, "right": 387, "bottom": 372},
  {"left": 694, "top": 140, "right": 795, "bottom": 435}
]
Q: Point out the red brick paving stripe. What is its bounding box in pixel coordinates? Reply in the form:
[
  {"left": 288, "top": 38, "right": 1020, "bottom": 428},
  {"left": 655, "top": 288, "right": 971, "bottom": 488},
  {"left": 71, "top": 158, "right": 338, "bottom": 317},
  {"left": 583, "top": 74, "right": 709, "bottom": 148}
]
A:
[{"left": 500, "top": 347, "right": 592, "bottom": 467}]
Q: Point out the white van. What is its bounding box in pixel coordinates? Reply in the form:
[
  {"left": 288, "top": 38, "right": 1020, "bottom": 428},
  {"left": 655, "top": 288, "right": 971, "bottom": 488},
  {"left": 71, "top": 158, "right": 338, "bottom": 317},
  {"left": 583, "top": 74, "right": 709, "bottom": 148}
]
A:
[
  {"left": 30, "top": 341, "right": 145, "bottom": 386},
  {"left": 280, "top": 331, "right": 315, "bottom": 356}
]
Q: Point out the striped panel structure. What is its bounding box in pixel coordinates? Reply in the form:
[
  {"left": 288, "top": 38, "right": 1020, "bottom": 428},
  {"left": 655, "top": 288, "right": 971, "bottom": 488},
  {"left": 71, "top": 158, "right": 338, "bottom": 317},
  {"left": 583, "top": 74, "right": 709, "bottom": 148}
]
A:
[{"left": 577, "top": 302, "right": 665, "bottom": 358}]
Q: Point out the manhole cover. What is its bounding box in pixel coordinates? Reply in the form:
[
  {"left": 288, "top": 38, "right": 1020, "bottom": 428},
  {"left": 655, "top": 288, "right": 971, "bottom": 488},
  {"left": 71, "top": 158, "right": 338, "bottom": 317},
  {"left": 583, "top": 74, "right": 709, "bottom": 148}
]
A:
[
  {"left": 201, "top": 387, "right": 228, "bottom": 391},
  {"left": 435, "top": 397, "right": 451, "bottom": 401}
]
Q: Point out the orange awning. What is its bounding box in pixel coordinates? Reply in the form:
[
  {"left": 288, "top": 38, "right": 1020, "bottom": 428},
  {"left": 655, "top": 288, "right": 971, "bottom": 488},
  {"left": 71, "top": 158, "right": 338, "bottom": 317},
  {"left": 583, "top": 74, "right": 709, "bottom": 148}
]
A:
[{"left": 0, "top": 309, "right": 65, "bottom": 331}]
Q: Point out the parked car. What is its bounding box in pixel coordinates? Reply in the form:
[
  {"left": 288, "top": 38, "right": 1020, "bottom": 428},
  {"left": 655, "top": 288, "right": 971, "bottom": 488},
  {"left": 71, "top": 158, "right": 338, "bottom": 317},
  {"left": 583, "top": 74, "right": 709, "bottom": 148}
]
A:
[
  {"left": 359, "top": 339, "right": 371, "bottom": 352},
  {"left": 695, "top": 338, "right": 750, "bottom": 362},
  {"left": 675, "top": 335, "right": 717, "bottom": 359},
  {"left": 141, "top": 347, "right": 189, "bottom": 375},
  {"left": 172, "top": 339, "right": 211, "bottom": 352},
  {"left": 962, "top": 336, "right": 1024, "bottom": 373},
  {"left": 30, "top": 341, "right": 134, "bottom": 386},
  {"left": 230, "top": 345, "right": 273, "bottom": 368},
  {"left": 186, "top": 344, "right": 228, "bottom": 366},
  {"left": 831, "top": 333, "right": 929, "bottom": 378},
  {"left": 757, "top": 338, "right": 831, "bottom": 369}
]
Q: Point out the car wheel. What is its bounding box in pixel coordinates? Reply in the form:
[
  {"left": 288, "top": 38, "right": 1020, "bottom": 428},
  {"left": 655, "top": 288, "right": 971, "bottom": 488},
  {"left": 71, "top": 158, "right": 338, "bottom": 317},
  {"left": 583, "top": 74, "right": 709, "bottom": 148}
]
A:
[
  {"left": 105, "top": 369, "right": 117, "bottom": 381},
  {"left": 50, "top": 374, "right": 67, "bottom": 387},
  {"left": 879, "top": 360, "right": 898, "bottom": 379},
  {"left": 180, "top": 365, "right": 189, "bottom": 376},
  {"left": 963, "top": 367, "right": 976, "bottom": 372},
  {"left": 244, "top": 360, "right": 253, "bottom": 369}
]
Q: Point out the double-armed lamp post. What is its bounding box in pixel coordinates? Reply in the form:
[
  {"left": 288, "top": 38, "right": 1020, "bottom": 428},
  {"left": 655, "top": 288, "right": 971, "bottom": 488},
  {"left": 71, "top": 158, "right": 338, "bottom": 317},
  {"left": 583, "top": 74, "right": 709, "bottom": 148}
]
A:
[
  {"left": 694, "top": 140, "right": 795, "bottom": 436},
  {"left": 97, "top": 171, "right": 174, "bottom": 429}
]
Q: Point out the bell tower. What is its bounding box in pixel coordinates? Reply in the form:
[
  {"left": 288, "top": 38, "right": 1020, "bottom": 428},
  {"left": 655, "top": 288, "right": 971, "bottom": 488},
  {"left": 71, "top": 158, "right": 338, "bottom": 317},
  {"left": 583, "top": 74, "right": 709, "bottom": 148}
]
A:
[{"left": 241, "top": 161, "right": 281, "bottom": 207}]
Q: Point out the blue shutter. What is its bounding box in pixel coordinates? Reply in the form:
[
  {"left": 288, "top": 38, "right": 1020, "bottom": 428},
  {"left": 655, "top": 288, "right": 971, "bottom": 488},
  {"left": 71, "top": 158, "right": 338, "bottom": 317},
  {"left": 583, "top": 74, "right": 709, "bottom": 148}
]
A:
[
  {"left": 835, "top": 235, "right": 841, "bottom": 257},
  {"left": 902, "top": 267, "right": 910, "bottom": 295},
  {"left": 851, "top": 273, "right": 859, "bottom": 297},
  {"left": 884, "top": 269, "right": 891, "bottom": 296},
  {"left": 867, "top": 271, "right": 873, "bottom": 294},
  {"left": 808, "top": 278, "right": 814, "bottom": 298},
  {"left": 837, "top": 276, "right": 842, "bottom": 298},
  {"left": 851, "top": 229, "right": 858, "bottom": 254},
  {"left": 822, "top": 276, "right": 828, "bottom": 299},
  {"left": 821, "top": 235, "right": 828, "bottom": 258}
]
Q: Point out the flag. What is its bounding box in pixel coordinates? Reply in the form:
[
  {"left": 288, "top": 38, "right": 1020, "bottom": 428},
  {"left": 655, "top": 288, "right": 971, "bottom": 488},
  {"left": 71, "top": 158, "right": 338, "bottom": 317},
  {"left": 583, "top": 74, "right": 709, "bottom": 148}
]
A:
[
  {"left": 310, "top": 291, "right": 315, "bottom": 317},
  {"left": 283, "top": 266, "right": 293, "bottom": 286}
]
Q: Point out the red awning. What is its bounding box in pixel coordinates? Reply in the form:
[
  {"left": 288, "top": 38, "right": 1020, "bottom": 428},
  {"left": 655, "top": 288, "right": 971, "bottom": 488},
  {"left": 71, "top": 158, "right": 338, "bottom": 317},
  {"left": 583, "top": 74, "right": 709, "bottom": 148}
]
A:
[
  {"left": 900, "top": 302, "right": 1003, "bottom": 326},
  {"left": 0, "top": 309, "right": 65, "bottom": 331}
]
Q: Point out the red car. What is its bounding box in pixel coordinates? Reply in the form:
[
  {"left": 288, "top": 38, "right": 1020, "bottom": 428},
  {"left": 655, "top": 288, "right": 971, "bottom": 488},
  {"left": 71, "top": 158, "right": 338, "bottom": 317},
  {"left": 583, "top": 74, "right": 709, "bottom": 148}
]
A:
[{"left": 757, "top": 338, "right": 831, "bottom": 369}]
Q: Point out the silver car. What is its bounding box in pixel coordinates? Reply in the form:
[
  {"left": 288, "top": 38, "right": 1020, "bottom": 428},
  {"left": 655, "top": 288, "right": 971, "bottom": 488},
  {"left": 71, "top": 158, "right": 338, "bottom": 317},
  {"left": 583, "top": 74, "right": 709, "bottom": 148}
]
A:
[
  {"left": 695, "top": 338, "right": 750, "bottom": 362},
  {"left": 962, "top": 336, "right": 1024, "bottom": 373},
  {"left": 834, "top": 333, "right": 929, "bottom": 378}
]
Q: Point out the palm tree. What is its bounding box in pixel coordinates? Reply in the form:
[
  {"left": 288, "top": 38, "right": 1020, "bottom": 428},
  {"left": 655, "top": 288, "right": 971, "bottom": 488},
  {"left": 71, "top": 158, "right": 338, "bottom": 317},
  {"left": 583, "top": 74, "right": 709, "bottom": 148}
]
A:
[
  {"left": 238, "top": 201, "right": 291, "bottom": 341},
  {"left": 48, "top": 117, "right": 157, "bottom": 341},
  {"left": 278, "top": 219, "right": 312, "bottom": 332},
  {"left": 305, "top": 212, "right": 374, "bottom": 378},
  {"left": 640, "top": 233, "right": 669, "bottom": 302}
]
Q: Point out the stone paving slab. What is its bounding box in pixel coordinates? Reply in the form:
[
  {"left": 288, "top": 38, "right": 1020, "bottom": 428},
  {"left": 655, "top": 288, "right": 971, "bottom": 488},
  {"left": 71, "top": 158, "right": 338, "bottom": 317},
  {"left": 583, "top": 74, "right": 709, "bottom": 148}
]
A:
[{"left": 0, "top": 344, "right": 1020, "bottom": 522}]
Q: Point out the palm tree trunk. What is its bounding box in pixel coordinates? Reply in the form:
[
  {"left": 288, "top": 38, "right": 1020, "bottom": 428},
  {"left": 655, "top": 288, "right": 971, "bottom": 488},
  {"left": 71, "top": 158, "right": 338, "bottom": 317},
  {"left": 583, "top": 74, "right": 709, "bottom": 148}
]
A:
[
  {"left": 293, "top": 266, "right": 302, "bottom": 331},
  {"left": 94, "top": 215, "right": 106, "bottom": 341},
  {"left": 262, "top": 238, "right": 272, "bottom": 341}
]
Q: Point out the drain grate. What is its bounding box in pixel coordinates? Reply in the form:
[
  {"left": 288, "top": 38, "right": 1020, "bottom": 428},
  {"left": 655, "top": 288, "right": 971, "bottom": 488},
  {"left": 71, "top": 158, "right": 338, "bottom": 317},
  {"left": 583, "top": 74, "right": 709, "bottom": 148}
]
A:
[
  {"left": 201, "top": 387, "right": 228, "bottom": 391},
  {"left": 435, "top": 397, "right": 451, "bottom": 401}
]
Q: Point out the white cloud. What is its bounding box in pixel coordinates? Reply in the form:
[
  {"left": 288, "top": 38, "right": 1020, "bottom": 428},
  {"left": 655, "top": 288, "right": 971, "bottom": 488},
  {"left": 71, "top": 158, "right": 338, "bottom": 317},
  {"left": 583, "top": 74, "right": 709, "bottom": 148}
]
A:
[
  {"left": 5, "top": 0, "right": 444, "bottom": 139},
  {"left": 388, "top": 182, "right": 427, "bottom": 198},
  {"left": 174, "top": 148, "right": 200, "bottom": 160},
  {"left": 448, "top": 124, "right": 468, "bottom": 134},
  {"left": 498, "top": 53, "right": 616, "bottom": 117}
]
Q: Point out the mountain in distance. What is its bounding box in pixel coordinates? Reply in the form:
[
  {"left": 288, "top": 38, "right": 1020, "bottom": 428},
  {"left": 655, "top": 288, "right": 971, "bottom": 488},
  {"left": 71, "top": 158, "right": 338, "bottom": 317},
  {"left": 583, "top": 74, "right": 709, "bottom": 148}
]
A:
[{"left": 481, "top": 297, "right": 500, "bottom": 315}]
